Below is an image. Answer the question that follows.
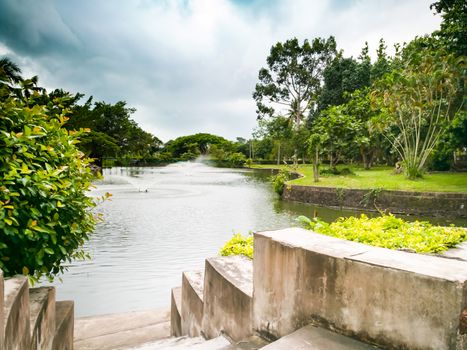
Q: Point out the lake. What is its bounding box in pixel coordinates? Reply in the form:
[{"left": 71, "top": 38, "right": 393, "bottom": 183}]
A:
[{"left": 42, "top": 162, "right": 464, "bottom": 316}]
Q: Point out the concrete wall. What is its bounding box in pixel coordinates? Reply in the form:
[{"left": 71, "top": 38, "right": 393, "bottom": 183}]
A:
[
  {"left": 283, "top": 185, "right": 467, "bottom": 217},
  {"left": 170, "top": 287, "right": 182, "bottom": 337},
  {"left": 253, "top": 228, "right": 467, "bottom": 350},
  {"left": 181, "top": 270, "right": 204, "bottom": 337},
  {"left": 4, "top": 276, "right": 30, "bottom": 350},
  {"left": 52, "top": 301, "right": 74, "bottom": 350},
  {"left": 202, "top": 256, "right": 253, "bottom": 341},
  {"left": 0, "top": 273, "right": 75, "bottom": 350},
  {"left": 29, "top": 287, "right": 56, "bottom": 350}
]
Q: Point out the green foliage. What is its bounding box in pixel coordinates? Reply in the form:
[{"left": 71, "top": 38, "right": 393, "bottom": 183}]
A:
[
  {"left": 297, "top": 214, "right": 467, "bottom": 253},
  {"left": 252, "top": 164, "right": 467, "bottom": 193},
  {"left": 220, "top": 215, "right": 467, "bottom": 259},
  {"left": 163, "top": 133, "right": 228, "bottom": 158},
  {"left": 219, "top": 233, "right": 253, "bottom": 259},
  {"left": 360, "top": 188, "right": 383, "bottom": 208},
  {"left": 271, "top": 170, "right": 292, "bottom": 195},
  {"left": 66, "top": 99, "right": 161, "bottom": 164},
  {"left": 373, "top": 47, "right": 463, "bottom": 179},
  {"left": 0, "top": 80, "right": 102, "bottom": 282},
  {"left": 320, "top": 167, "right": 355, "bottom": 176},
  {"left": 253, "top": 37, "right": 336, "bottom": 166},
  {"left": 430, "top": 0, "right": 467, "bottom": 56}
]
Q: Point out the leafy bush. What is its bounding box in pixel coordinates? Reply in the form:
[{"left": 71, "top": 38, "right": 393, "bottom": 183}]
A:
[
  {"left": 272, "top": 170, "right": 291, "bottom": 195},
  {"left": 297, "top": 214, "right": 466, "bottom": 253},
  {"left": 0, "top": 88, "right": 101, "bottom": 282},
  {"left": 226, "top": 152, "right": 247, "bottom": 168},
  {"left": 219, "top": 215, "right": 466, "bottom": 258},
  {"left": 219, "top": 233, "right": 253, "bottom": 258},
  {"left": 320, "top": 167, "right": 355, "bottom": 176}
]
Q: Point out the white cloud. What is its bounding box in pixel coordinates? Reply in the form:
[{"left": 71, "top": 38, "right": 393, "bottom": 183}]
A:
[{"left": 0, "top": 0, "right": 441, "bottom": 142}]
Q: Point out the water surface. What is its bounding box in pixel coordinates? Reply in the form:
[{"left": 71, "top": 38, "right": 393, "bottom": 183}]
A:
[{"left": 43, "top": 162, "right": 464, "bottom": 316}]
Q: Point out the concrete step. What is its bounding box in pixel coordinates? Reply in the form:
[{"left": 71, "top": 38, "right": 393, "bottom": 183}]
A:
[
  {"left": 225, "top": 335, "right": 270, "bottom": 350},
  {"left": 181, "top": 269, "right": 204, "bottom": 337},
  {"left": 4, "top": 275, "right": 30, "bottom": 350},
  {"left": 260, "top": 325, "right": 380, "bottom": 350},
  {"left": 0, "top": 270, "right": 4, "bottom": 348},
  {"left": 171, "top": 286, "right": 182, "bottom": 336},
  {"left": 52, "top": 300, "right": 74, "bottom": 350},
  {"left": 74, "top": 309, "right": 171, "bottom": 350},
  {"left": 202, "top": 256, "right": 253, "bottom": 341},
  {"left": 127, "top": 335, "right": 231, "bottom": 349},
  {"left": 29, "top": 286, "right": 56, "bottom": 350}
]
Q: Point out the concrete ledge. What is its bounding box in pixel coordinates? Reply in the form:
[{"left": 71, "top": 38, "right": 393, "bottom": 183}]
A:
[
  {"left": 171, "top": 287, "right": 182, "bottom": 337},
  {"left": 283, "top": 185, "right": 467, "bottom": 217},
  {"left": 0, "top": 270, "right": 3, "bottom": 349},
  {"left": 202, "top": 256, "right": 253, "bottom": 341},
  {"left": 4, "top": 275, "right": 30, "bottom": 350},
  {"left": 261, "top": 324, "right": 380, "bottom": 350},
  {"left": 253, "top": 228, "right": 467, "bottom": 350},
  {"left": 29, "top": 287, "right": 56, "bottom": 350},
  {"left": 52, "top": 301, "right": 74, "bottom": 350},
  {"left": 181, "top": 269, "right": 204, "bottom": 337},
  {"left": 74, "top": 309, "right": 170, "bottom": 350}
]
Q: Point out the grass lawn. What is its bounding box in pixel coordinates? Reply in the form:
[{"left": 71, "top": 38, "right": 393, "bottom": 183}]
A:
[{"left": 251, "top": 164, "right": 467, "bottom": 193}]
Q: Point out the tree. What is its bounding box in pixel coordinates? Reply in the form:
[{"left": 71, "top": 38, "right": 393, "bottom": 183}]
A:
[
  {"left": 340, "top": 88, "right": 387, "bottom": 169},
  {"left": 66, "top": 98, "right": 161, "bottom": 164},
  {"left": 0, "top": 57, "right": 23, "bottom": 86},
  {"left": 430, "top": 0, "right": 467, "bottom": 56},
  {"left": 0, "top": 72, "right": 101, "bottom": 282},
  {"left": 253, "top": 37, "right": 337, "bottom": 166},
  {"left": 312, "top": 105, "right": 359, "bottom": 171},
  {"left": 373, "top": 48, "right": 463, "bottom": 178}
]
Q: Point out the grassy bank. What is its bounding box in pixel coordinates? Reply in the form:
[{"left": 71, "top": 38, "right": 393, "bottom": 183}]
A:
[{"left": 251, "top": 164, "right": 467, "bottom": 193}]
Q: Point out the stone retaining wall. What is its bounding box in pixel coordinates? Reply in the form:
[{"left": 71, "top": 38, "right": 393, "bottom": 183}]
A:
[
  {"left": 253, "top": 228, "right": 467, "bottom": 350},
  {"left": 283, "top": 185, "right": 467, "bottom": 217}
]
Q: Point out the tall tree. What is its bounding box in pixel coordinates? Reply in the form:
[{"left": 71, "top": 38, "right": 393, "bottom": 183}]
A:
[
  {"left": 0, "top": 57, "right": 23, "bottom": 86},
  {"left": 373, "top": 48, "right": 463, "bottom": 178},
  {"left": 253, "top": 37, "right": 337, "bottom": 166},
  {"left": 430, "top": 0, "right": 467, "bottom": 56}
]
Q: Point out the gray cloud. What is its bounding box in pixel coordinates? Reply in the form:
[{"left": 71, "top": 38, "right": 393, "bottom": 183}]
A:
[{"left": 0, "top": 0, "right": 440, "bottom": 142}]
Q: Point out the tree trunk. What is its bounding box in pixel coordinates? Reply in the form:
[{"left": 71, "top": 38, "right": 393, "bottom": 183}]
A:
[
  {"left": 293, "top": 148, "right": 298, "bottom": 168},
  {"left": 313, "top": 147, "right": 319, "bottom": 182},
  {"left": 362, "top": 151, "right": 369, "bottom": 170},
  {"left": 277, "top": 142, "right": 281, "bottom": 165}
]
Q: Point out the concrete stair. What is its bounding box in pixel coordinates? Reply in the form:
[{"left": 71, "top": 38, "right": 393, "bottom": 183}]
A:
[
  {"left": 0, "top": 273, "right": 74, "bottom": 350},
  {"left": 29, "top": 286, "right": 56, "bottom": 350},
  {"left": 202, "top": 256, "right": 253, "bottom": 342},
  {"left": 74, "top": 309, "right": 171, "bottom": 350},
  {"left": 4, "top": 275, "right": 30, "bottom": 350},
  {"left": 52, "top": 301, "right": 74, "bottom": 350},
  {"left": 126, "top": 335, "right": 231, "bottom": 349},
  {"left": 260, "top": 325, "right": 379, "bottom": 350},
  {"left": 171, "top": 287, "right": 182, "bottom": 337},
  {"left": 181, "top": 269, "right": 204, "bottom": 337}
]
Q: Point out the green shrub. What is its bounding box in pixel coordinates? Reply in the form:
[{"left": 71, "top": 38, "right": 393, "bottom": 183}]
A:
[
  {"left": 219, "top": 233, "right": 253, "bottom": 259},
  {"left": 272, "top": 170, "right": 291, "bottom": 195},
  {"left": 297, "top": 214, "right": 466, "bottom": 253},
  {"left": 320, "top": 167, "right": 355, "bottom": 176},
  {"left": 226, "top": 152, "right": 247, "bottom": 167},
  {"left": 0, "top": 90, "right": 102, "bottom": 282},
  {"left": 219, "top": 215, "right": 466, "bottom": 258}
]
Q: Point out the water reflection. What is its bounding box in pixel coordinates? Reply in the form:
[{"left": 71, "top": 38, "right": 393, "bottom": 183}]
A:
[{"left": 41, "top": 162, "right": 466, "bottom": 316}]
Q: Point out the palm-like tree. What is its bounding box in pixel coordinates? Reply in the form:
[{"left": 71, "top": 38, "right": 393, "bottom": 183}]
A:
[{"left": 0, "top": 57, "right": 23, "bottom": 86}]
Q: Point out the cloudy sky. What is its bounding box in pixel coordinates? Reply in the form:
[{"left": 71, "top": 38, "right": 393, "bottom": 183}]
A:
[{"left": 0, "top": 0, "right": 441, "bottom": 142}]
